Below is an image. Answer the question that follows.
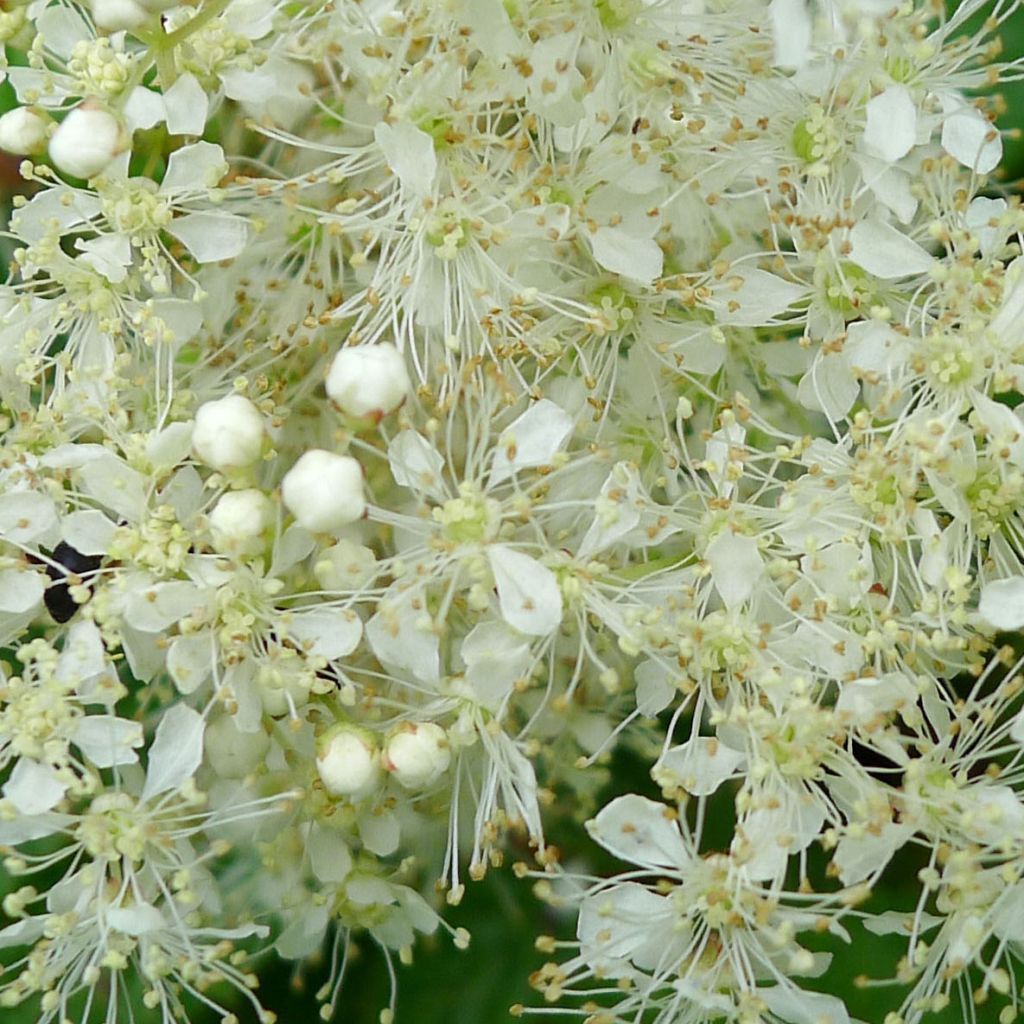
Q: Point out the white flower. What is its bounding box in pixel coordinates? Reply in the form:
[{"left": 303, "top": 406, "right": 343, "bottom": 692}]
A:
[
  {"left": 316, "top": 726, "right": 382, "bottom": 798},
  {"left": 89, "top": 0, "right": 152, "bottom": 31},
  {"left": 192, "top": 395, "right": 265, "bottom": 472},
  {"left": 978, "top": 577, "right": 1024, "bottom": 631},
  {"left": 326, "top": 342, "right": 411, "bottom": 420},
  {"left": 281, "top": 449, "right": 366, "bottom": 533},
  {"left": 48, "top": 105, "right": 124, "bottom": 179},
  {"left": 0, "top": 107, "right": 50, "bottom": 156},
  {"left": 208, "top": 488, "right": 273, "bottom": 555},
  {"left": 382, "top": 722, "right": 451, "bottom": 789}
]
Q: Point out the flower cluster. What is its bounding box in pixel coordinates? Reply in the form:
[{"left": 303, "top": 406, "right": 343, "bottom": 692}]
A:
[{"left": 1, "top": 0, "right": 1024, "bottom": 1022}]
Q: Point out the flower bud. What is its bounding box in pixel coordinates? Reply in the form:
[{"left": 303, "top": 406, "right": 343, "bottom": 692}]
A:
[
  {"left": 209, "top": 488, "right": 273, "bottom": 555},
  {"left": 205, "top": 715, "right": 270, "bottom": 779},
  {"left": 0, "top": 107, "right": 50, "bottom": 156},
  {"left": 192, "top": 395, "right": 265, "bottom": 472},
  {"left": 90, "top": 0, "right": 152, "bottom": 31},
  {"left": 48, "top": 105, "right": 124, "bottom": 179},
  {"left": 326, "top": 343, "right": 410, "bottom": 420},
  {"left": 281, "top": 449, "right": 365, "bottom": 534},
  {"left": 316, "top": 727, "right": 381, "bottom": 798},
  {"left": 382, "top": 722, "right": 451, "bottom": 789}
]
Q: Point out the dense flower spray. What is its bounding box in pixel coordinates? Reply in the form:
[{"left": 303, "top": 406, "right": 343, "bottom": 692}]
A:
[{"left": 1, "top": 1, "right": 1024, "bottom": 1022}]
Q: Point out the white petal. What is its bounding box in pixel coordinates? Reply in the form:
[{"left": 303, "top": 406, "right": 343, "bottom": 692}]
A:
[
  {"left": 275, "top": 905, "right": 330, "bottom": 959},
  {"left": 150, "top": 298, "right": 204, "bottom": 347},
  {"left": 147, "top": 422, "right": 195, "bottom": 469},
  {"left": 942, "top": 108, "right": 1002, "bottom": 174},
  {"left": 488, "top": 545, "right": 563, "bottom": 637},
  {"left": 634, "top": 660, "right": 675, "bottom": 718},
  {"left": 0, "top": 918, "right": 46, "bottom": 949},
  {"left": 836, "top": 673, "right": 917, "bottom": 726},
  {"left": 106, "top": 903, "right": 166, "bottom": 935},
  {"left": 979, "top": 577, "right": 1024, "bottom": 631},
  {"left": 2, "top": 759, "right": 66, "bottom": 814},
  {"left": 797, "top": 351, "right": 858, "bottom": 421},
  {"left": 308, "top": 822, "right": 354, "bottom": 883},
  {"left": 162, "top": 141, "right": 227, "bottom": 194},
  {"left": 35, "top": 4, "right": 91, "bottom": 60},
  {"left": 366, "top": 585, "right": 440, "bottom": 684},
  {"left": 79, "top": 453, "right": 147, "bottom": 519},
  {"left": 460, "top": 621, "right": 532, "bottom": 711},
  {"left": 0, "top": 490, "right": 57, "bottom": 543},
  {"left": 0, "top": 813, "right": 67, "bottom": 845},
  {"left": 589, "top": 227, "right": 662, "bottom": 284},
  {"left": 759, "top": 986, "right": 851, "bottom": 1024},
  {"left": 587, "top": 794, "right": 690, "bottom": 869},
  {"left": 56, "top": 621, "right": 108, "bottom": 686},
  {"left": 0, "top": 568, "right": 45, "bottom": 614},
  {"left": 770, "top": 0, "right": 810, "bottom": 68},
  {"left": 708, "top": 268, "right": 806, "bottom": 327},
  {"left": 657, "top": 737, "right": 747, "bottom": 797},
  {"left": 848, "top": 219, "right": 934, "bottom": 279},
  {"left": 374, "top": 121, "right": 436, "bottom": 198},
  {"left": 704, "top": 531, "right": 762, "bottom": 609},
  {"left": 388, "top": 430, "right": 446, "bottom": 500},
  {"left": 123, "top": 87, "right": 166, "bottom": 133},
  {"left": 966, "top": 196, "right": 1007, "bottom": 256},
  {"left": 77, "top": 234, "right": 132, "bottom": 283},
  {"left": 833, "top": 822, "right": 911, "bottom": 885},
  {"left": 141, "top": 704, "right": 205, "bottom": 801},
  {"left": 167, "top": 212, "right": 248, "bottom": 263},
  {"left": 577, "top": 883, "right": 677, "bottom": 975},
  {"left": 358, "top": 810, "right": 401, "bottom": 857},
  {"left": 167, "top": 631, "right": 213, "bottom": 694},
  {"left": 163, "top": 74, "right": 209, "bottom": 136},
  {"left": 283, "top": 607, "right": 362, "bottom": 660},
  {"left": 124, "top": 580, "right": 204, "bottom": 633},
  {"left": 1011, "top": 707, "right": 1024, "bottom": 745},
  {"left": 72, "top": 715, "right": 144, "bottom": 768},
  {"left": 863, "top": 86, "right": 916, "bottom": 163},
  {"left": 489, "top": 399, "right": 574, "bottom": 485},
  {"left": 578, "top": 462, "right": 643, "bottom": 556}
]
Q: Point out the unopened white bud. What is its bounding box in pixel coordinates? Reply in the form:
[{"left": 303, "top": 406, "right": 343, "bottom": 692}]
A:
[
  {"left": 282, "top": 450, "right": 365, "bottom": 533},
  {"left": 209, "top": 489, "right": 273, "bottom": 555},
  {"left": 90, "top": 0, "right": 152, "bottom": 31},
  {"left": 317, "top": 727, "right": 381, "bottom": 798},
  {"left": 205, "top": 716, "right": 270, "bottom": 779},
  {"left": 383, "top": 722, "right": 451, "bottom": 789},
  {"left": 192, "top": 395, "right": 265, "bottom": 472},
  {"left": 314, "top": 539, "right": 377, "bottom": 590},
  {"left": 48, "top": 105, "right": 124, "bottom": 179},
  {"left": 326, "top": 343, "right": 410, "bottom": 420},
  {"left": 0, "top": 107, "right": 50, "bottom": 156}
]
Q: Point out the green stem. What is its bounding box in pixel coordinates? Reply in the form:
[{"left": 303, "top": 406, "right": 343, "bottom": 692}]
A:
[{"left": 139, "top": 0, "right": 233, "bottom": 89}]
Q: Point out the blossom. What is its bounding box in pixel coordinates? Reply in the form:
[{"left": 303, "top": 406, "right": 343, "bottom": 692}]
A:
[{"left": 1, "top": 0, "right": 1024, "bottom": 1022}]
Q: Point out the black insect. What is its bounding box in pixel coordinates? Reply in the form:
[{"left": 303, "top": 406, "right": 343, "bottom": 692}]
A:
[{"left": 43, "top": 542, "right": 103, "bottom": 623}]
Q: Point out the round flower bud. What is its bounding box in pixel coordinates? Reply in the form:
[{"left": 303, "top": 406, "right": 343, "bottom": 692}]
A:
[
  {"left": 48, "top": 105, "right": 123, "bottom": 180},
  {"left": 209, "top": 489, "right": 273, "bottom": 555},
  {"left": 90, "top": 0, "right": 152, "bottom": 31},
  {"left": 281, "top": 449, "right": 365, "bottom": 534},
  {"left": 192, "top": 395, "right": 265, "bottom": 473},
  {"left": 316, "top": 727, "right": 381, "bottom": 799},
  {"left": 205, "top": 715, "right": 270, "bottom": 779},
  {"left": 382, "top": 722, "right": 451, "bottom": 790},
  {"left": 0, "top": 107, "right": 50, "bottom": 156},
  {"left": 326, "top": 343, "right": 410, "bottom": 420}
]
